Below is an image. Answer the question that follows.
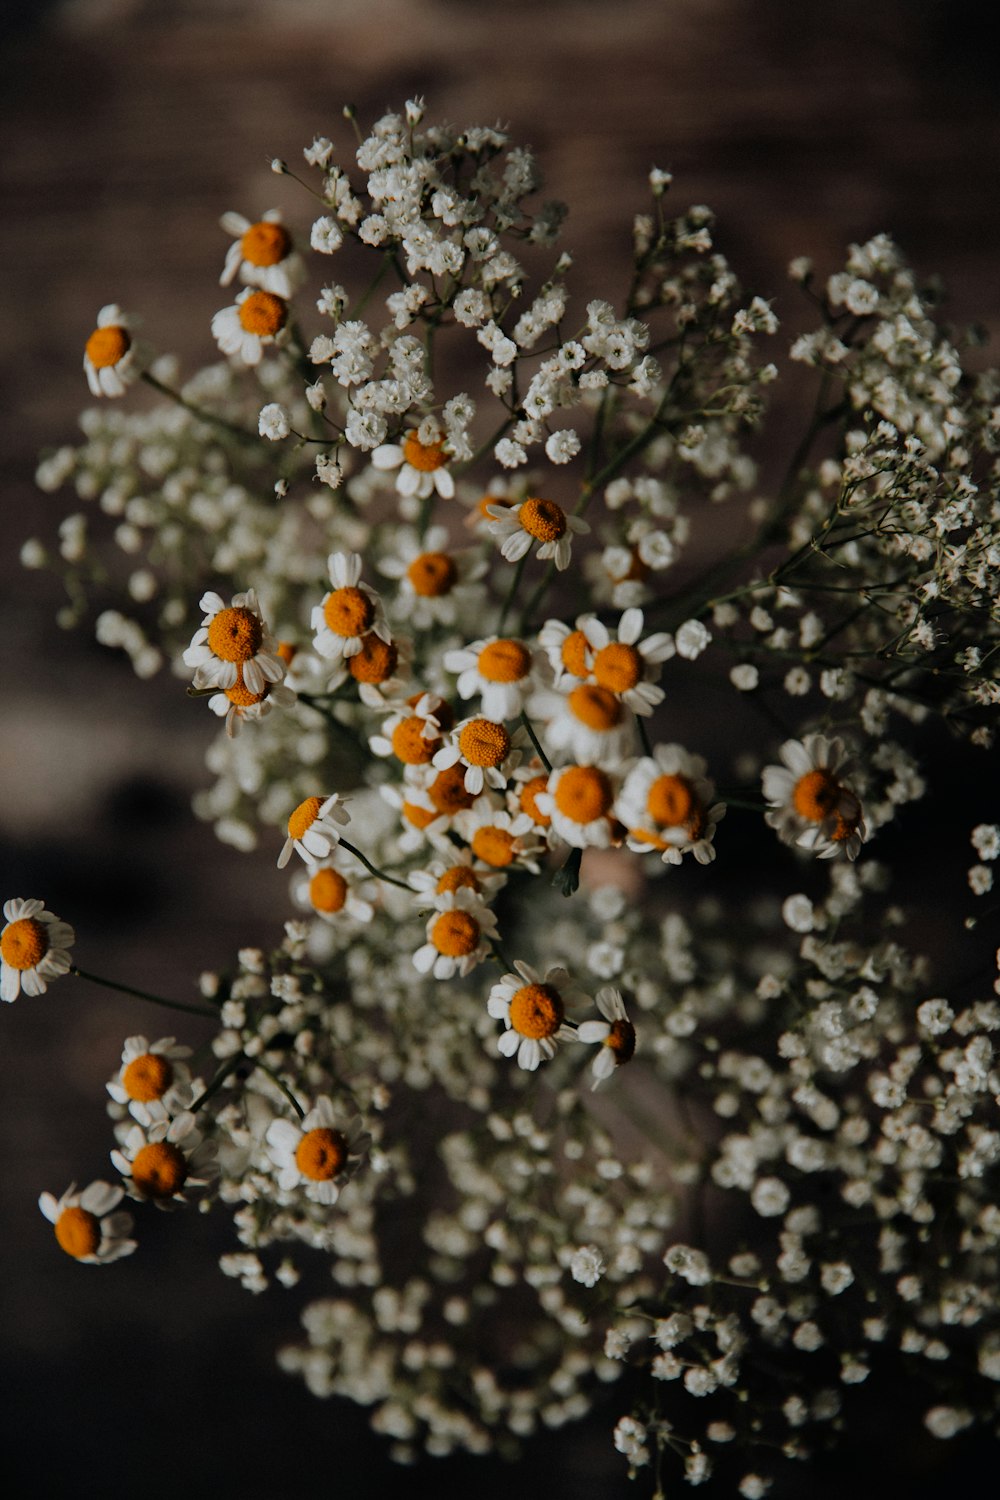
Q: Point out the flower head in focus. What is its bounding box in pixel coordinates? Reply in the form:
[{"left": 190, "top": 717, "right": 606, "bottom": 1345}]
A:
[
  {"left": 265, "top": 1097, "right": 369, "bottom": 1206},
  {"left": 486, "top": 496, "right": 589, "bottom": 571},
  {"left": 1, "top": 898, "right": 75, "bottom": 1002},
  {"left": 111, "top": 1112, "right": 215, "bottom": 1209},
  {"left": 83, "top": 305, "right": 138, "bottom": 397},
  {"left": 183, "top": 589, "right": 285, "bottom": 695},
  {"left": 762, "top": 734, "right": 867, "bottom": 861},
  {"left": 617, "top": 744, "right": 725, "bottom": 865},
  {"left": 219, "top": 209, "right": 305, "bottom": 299},
  {"left": 487, "top": 960, "right": 586, "bottom": 1071},
  {"left": 277, "top": 794, "right": 351, "bottom": 869},
  {"left": 38, "top": 1181, "right": 136, "bottom": 1264},
  {"left": 211, "top": 287, "right": 289, "bottom": 365}
]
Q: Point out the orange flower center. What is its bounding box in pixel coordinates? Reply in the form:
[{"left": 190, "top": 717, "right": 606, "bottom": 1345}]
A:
[
  {"left": 792, "top": 769, "right": 842, "bottom": 822},
  {"left": 403, "top": 432, "right": 447, "bottom": 472},
  {"left": 1, "top": 917, "right": 48, "bottom": 970},
  {"left": 471, "top": 827, "right": 516, "bottom": 868},
  {"left": 647, "top": 774, "right": 696, "bottom": 827},
  {"left": 458, "top": 719, "right": 511, "bottom": 768},
  {"left": 55, "top": 1206, "right": 101, "bottom": 1259},
  {"left": 479, "top": 493, "right": 513, "bottom": 519},
  {"left": 240, "top": 220, "right": 293, "bottom": 266},
  {"left": 309, "top": 868, "right": 348, "bottom": 913},
  {"left": 402, "top": 801, "right": 437, "bottom": 829},
  {"left": 277, "top": 640, "right": 298, "bottom": 666},
  {"left": 391, "top": 716, "right": 438, "bottom": 765},
  {"left": 288, "top": 797, "right": 322, "bottom": 841},
  {"left": 237, "top": 290, "right": 287, "bottom": 336},
  {"left": 323, "top": 585, "right": 375, "bottom": 638},
  {"left": 431, "top": 909, "right": 481, "bottom": 957},
  {"left": 567, "top": 684, "right": 624, "bottom": 730},
  {"left": 436, "top": 866, "right": 481, "bottom": 895},
  {"left": 206, "top": 606, "right": 263, "bottom": 663},
  {"left": 553, "top": 766, "right": 613, "bottom": 823},
  {"left": 560, "top": 630, "right": 590, "bottom": 677},
  {"left": 509, "top": 982, "right": 564, "bottom": 1039},
  {"left": 85, "top": 324, "right": 130, "bottom": 369},
  {"left": 593, "top": 642, "right": 642, "bottom": 693},
  {"left": 407, "top": 551, "right": 457, "bottom": 597},
  {"left": 606, "top": 1018, "right": 636, "bottom": 1062},
  {"left": 122, "top": 1052, "right": 174, "bottom": 1102},
  {"left": 519, "top": 497, "right": 566, "bottom": 542},
  {"left": 131, "top": 1141, "right": 188, "bottom": 1199},
  {"left": 428, "top": 764, "right": 476, "bottom": 814},
  {"left": 477, "top": 639, "right": 531, "bottom": 683},
  {"left": 518, "top": 774, "right": 551, "bottom": 825},
  {"left": 348, "top": 635, "right": 398, "bottom": 684},
  {"left": 225, "top": 673, "right": 269, "bottom": 708},
  {"left": 295, "top": 1127, "right": 346, "bottom": 1181}
]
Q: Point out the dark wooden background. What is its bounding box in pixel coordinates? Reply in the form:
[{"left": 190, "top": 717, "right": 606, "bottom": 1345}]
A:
[{"left": 2, "top": 1, "right": 1000, "bottom": 1494}]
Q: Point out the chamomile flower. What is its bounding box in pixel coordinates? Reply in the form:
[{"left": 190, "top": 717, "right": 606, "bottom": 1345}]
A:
[
  {"left": 369, "top": 692, "right": 451, "bottom": 766},
  {"left": 265, "top": 1098, "right": 369, "bottom": 1206},
  {"left": 211, "top": 286, "right": 289, "bottom": 365},
  {"left": 111, "top": 1112, "right": 215, "bottom": 1208},
  {"left": 486, "top": 496, "right": 589, "bottom": 571},
  {"left": 412, "top": 886, "right": 500, "bottom": 979},
  {"left": 538, "top": 617, "right": 593, "bottom": 685},
  {"left": 312, "top": 551, "right": 391, "bottom": 663},
  {"left": 383, "top": 761, "right": 478, "bottom": 850},
  {"left": 83, "top": 304, "right": 138, "bottom": 397},
  {"left": 371, "top": 426, "right": 456, "bottom": 500},
  {"left": 432, "top": 716, "right": 522, "bottom": 796},
  {"left": 444, "top": 635, "right": 547, "bottom": 721},
  {"left": 106, "top": 1035, "right": 193, "bottom": 1121},
  {"left": 535, "top": 764, "right": 619, "bottom": 849},
  {"left": 617, "top": 745, "right": 726, "bottom": 865},
  {"left": 539, "top": 683, "right": 637, "bottom": 766},
  {"left": 183, "top": 588, "right": 285, "bottom": 694},
  {"left": 576, "top": 986, "right": 637, "bottom": 1088},
  {"left": 487, "top": 960, "right": 586, "bottom": 1072},
  {"left": 408, "top": 848, "right": 507, "bottom": 908},
  {"left": 578, "top": 608, "right": 674, "bottom": 715},
  {"left": 377, "top": 525, "right": 486, "bottom": 628},
  {"left": 208, "top": 668, "right": 296, "bottom": 737},
  {"left": 454, "top": 801, "right": 546, "bottom": 873},
  {"left": 38, "top": 1181, "right": 136, "bottom": 1264},
  {"left": 298, "top": 862, "right": 375, "bottom": 925},
  {"left": 762, "top": 734, "right": 867, "bottom": 861},
  {"left": 219, "top": 209, "right": 305, "bottom": 298},
  {"left": 509, "top": 761, "right": 554, "bottom": 832},
  {"left": 0, "top": 898, "right": 74, "bottom": 1002},
  {"left": 277, "top": 794, "right": 351, "bottom": 869}
]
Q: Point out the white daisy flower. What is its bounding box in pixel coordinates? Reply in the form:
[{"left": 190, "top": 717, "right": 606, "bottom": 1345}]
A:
[
  {"left": 537, "top": 682, "right": 637, "bottom": 767},
  {"left": 578, "top": 608, "right": 674, "bottom": 715},
  {"left": 371, "top": 427, "right": 456, "bottom": 500},
  {"left": 408, "top": 847, "right": 507, "bottom": 908},
  {"left": 412, "top": 886, "right": 500, "bottom": 979},
  {"left": 211, "top": 286, "right": 289, "bottom": 365},
  {"left": 1, "top": 898, "right": 74, "bottom": 1003},
  {"left": 296, "top": 862, "right": 375, "bottom": 925},
  {"left": 208, "top": 667, "right": 296, "bottom": 738},
  {"left": 576, "top": 986, "right": 637, "bottom": 1088},
  {"left": 762, "top": 734, "right": 867, "bottom": 861},
  {"left": 454, "top": 800, "right": 546, "bottom": 874},
  {"left": 487, "top": 960, "right": 586, "bottom": 1071},
  {"left": 535, "top": 764, "right": 619, "bottom": 849},
  {"left": 111, "top": 1112, "right": 215, "bottom": 1209},
  {"left": 538, "top": 617, "right": 594, "bottom": 685},
  {"left": 381, "top": 761, "right": 478, "bottom": 851},
  {"left": 432, "top": 716, "right": 522, "bottom": 796},
  {"left": 106, "top": 1035, "right": 193, "bottom": 1121},
  {"left": 617, "top": 745, "right": 726, "bottom": 865},
  {"left": 311, "top": 551, "right": 391, "bottom": 663},
  {"left": 486, "top": 496, "right": 589, "bottom": 571},
  {"left": 38, "top": 1181, "right": 136, "bottom": 1265},
  {"left": 219, "top": 209, "right": 305, "bottom": 299},
  {"left": 277, "top": 794, "right": 351, "bottom": 869},
  {"left": 265, "top": 1097, "right": 369, "bottom": 1206},
  {"left": 369, "top": 692, "right": 450, "bottom": 767},
  {"left": 377, "top": 524, "right": 486, "bottom": 628},
  {"left": 83, "top": 304, "right": 138, "bottom": 397},
  {"left": 325, "top": 632, "right": 411, "bottom": 707},
  {"left": 444, "top": 634, "right": 548, "bottom": 721},
  {"left": 508, "top": 761, "right": 555, "bottom": 833},
  {"left": 183, "top": 588, "right": 285, "bottom": 695}
]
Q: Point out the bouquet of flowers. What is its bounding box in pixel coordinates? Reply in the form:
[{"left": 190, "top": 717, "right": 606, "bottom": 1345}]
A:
[{"left": 12, "top": 100, "right": 1000, "bottom": 1493}]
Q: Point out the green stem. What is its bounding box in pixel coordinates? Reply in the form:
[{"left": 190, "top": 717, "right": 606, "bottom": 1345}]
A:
[
  {"left": 339, "top": 837, "right": 413, "bottom": 891},
  {"left": 497, "top": 552, "right": 528, "bottom": 635},
  {"left": 140, "top": 372, "right": 257, "bottom": 442},
  {"left": 519, "top": 711, "right": 552, "bottom": 772},
  {"left": 70, "top": 966, "right": 218, "bottom": 1018},
  {"left": 188, "top": 1056, "right": 246, "bottom": 1114},
  {"left": 252, "top": 1060, "right": 307, "bottom": 1120}
]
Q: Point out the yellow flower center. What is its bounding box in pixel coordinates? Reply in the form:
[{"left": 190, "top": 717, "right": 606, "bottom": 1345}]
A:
[
  {"left": 831, "top": 807, "right": 862, "bottom": 844},
  {"left": 277, "top": 640, "right": 298, "bottom": 665},
  {"left": 471, "top": 827, "right": 516, "bottom": 868},
  {"left": 606, "top": 1017, "right": 637, "bottom": 1063},
  {"left": 458, "top": 719, "right": 511, "bottom": 768},
  {"left": 295, "top": 1126, "right": 346, "bottom": 1181},
  {"left": 122, "top": 1052, "right": 174, "bottom": 1102},
  {"left": 206, "top": 606, "right": 263, "bottom": 664},
  {"left": 431, "top": 909, "right": 481, "bottom": 957},
  {"left": 593, "top": 642, "right": 642, "bottom": 693},
  {"left": 237, "top": 290, "right": 287, "bottom": 336},
  {"left": 518, "top": 774, "right": 551, "bottom": 825},
  {"left": 647, "top": 774, "right": 696, "bottom": 827},
  {"left": 85, "top": 324, "right": 130, "bottom": 369},
  {"left": 1, "top": 917, "right": 48, "bottom": 971},
  {"left": 519, "top": 497, "right": 567, "bottom": 542},
  {"left": 437, "top": 866, "right": 481, "bottom": 895},
  {"left": 479, "top": 493, "right": 513, "bottom": 519},
  {"left": 55, "top": 1206, "right": 101, "bottom": 1259},
  {"left": 553, "top": 765, "right": 613, "bottom": 823},
  {"left": 477, "top": 639, "right": 531, "bottom": 683},
  {"left": 131, "top": 1141, "right": 188, "bottom": 1199},
  {"left": 560, "top": 630, "right": 590, "bottom": 677},
  {"left": 323, "top": 585, "right": 375, "bottom": 638},
  {"left": 428, "top": 764, "right": 476, "bottom": 814},
  {"left": 225, "top": 672, "right": 269, "bottom": 708},
  {"left": 792, "top": 769, "right": 842, "bottom": 822},
  {"left": 403, "top": 432, "right": 447, "bottom": 472},
  {"left": 407, "top": 551, "right": 457, "bottom": 597},
  {"left": 348, "top": 635, "right": 397, "bottom": 684},
  {"left": 509, "top": 982, "right": 564, "bottom": 1039},
  {"left": 288, "top": 797, "right": 323, "bottom": 841},
  {"left": 402, "top": 801, "right": 437, "bottom": 829},
  {"left": 391, "top": 716, "right": 438, "bottom": 765},
  {"left": 309, "top": 868, "right": 348, "bottom": 913},
  {"left": 567, "top": 684, "right": 624, "bottom": 731},
  {"left": 240, "top": 220, "right": 292, "bottom": 266}
]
